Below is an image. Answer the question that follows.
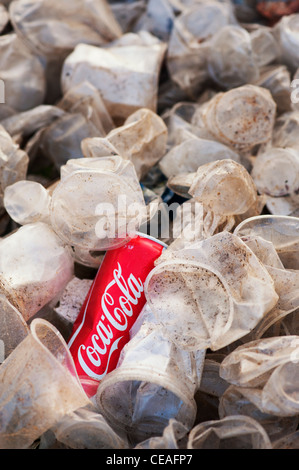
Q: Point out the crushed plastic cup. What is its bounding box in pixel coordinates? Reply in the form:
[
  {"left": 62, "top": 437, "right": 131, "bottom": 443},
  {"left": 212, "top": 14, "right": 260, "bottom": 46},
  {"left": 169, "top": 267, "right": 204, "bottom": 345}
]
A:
[
  {"left": 166, "top": 1, "right": 236, "bottom": 96},
  {"left": 196, "top": 84, "right": 276, "bottom": 151},
  {"left": 4, "top": 180, "right": 51, "bottom": 225},
  {"left": 0, "top": 294, "right": 29, "bottom": 360},
  {"left": 58, "top": 80, "right": 115, "bottom": 136},
  {"left": 159, "top": 136, "right": 241, "bottom": 179},
  {"left": 219, "top": 385, "right": 299, "bottom": 443},
  {"left": 251, "top": 147, "right": 299, "bottom": 198},
  {"left": 207, "top": 25, "right": 259, "bottom": 89},
  {"left": 145, "top": 231, "right": 278, "bottom": 351},
  {"left": 61, "top": 32, "right": 167, "bottom": 123},
  {"left": 0, "top": 222, "right": 74, "bottom": 321},
  {"left": 95, "top": 304, "right": 206, "bottom": 446},
  {"left": 0, "top": 33, "right": 46, "bottom": 111},
  {"left": 0, "top": 124, "right": 29, "bottom": 216},
  {"left": 186, "top": 415, "right": 272, "bottom": 449},
  {"left": 219, "top": 335, "right": 299, "bottom": 417},
  {"left": 0, "top": 318, "right": 90, "bottom": 449},
  {"left": 49, "top": 155, "right": 147, "bottom": 252},
  {"left": 82, "top": 108, "right": 168, "bottom": 181},
  {"left": 252, "top": 65, "right": 292, "bottom": 114},
  {"left": 274, "top": 13, "right": 299, "bottom": 72},
  {"left": 272, "top": 111, "right": 299, "bottom": 152},
  {"left": 188, "top": 159, "right": 259, "bottom": 217},
  {"left": 134, "top": 419, "right": 189, "bottom": 449},
  {"left": 234, "top": 214, "right": 299, "bottom": 270},
  {"left": 51, "top": 405, "right": 128, "bottom": 449}
]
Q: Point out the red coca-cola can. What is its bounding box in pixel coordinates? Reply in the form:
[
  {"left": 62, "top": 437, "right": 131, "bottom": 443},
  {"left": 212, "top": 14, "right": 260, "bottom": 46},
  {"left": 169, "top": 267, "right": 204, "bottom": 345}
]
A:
[{"left": 68, "top": 233, "right": 167, "bottom": 397}]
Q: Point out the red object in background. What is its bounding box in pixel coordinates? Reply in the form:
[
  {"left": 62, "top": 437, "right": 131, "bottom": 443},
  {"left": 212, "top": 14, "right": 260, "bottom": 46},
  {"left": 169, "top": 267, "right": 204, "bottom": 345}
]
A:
[
  {"left": 257, "top": 1, "right": 299, "bottom": 24},
  {"left": 68, "top": 233, "right": 166, "bottom": 397}
]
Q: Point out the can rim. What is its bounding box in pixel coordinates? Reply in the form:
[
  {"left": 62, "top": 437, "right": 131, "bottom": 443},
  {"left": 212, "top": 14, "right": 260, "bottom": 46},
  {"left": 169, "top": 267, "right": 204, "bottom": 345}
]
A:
[{"left": 135, "top": 231, "right": 168, "bottom": 249}]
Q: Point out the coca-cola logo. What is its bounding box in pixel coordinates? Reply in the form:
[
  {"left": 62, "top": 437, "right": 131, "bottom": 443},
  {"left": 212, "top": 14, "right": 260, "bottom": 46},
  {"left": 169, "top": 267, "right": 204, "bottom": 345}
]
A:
[{"left": 76, "top": 262, "right": 144, "bottom": 380}]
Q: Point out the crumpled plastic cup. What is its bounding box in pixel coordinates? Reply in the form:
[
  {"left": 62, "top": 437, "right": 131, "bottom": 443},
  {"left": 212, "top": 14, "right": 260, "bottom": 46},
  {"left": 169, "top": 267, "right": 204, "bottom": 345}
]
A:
[
  {"left": 134, "top": 418, "right": 189, "bottom": 449},
  {"left": 4, "top": 180, "right": 51, "bottom": 225},
  {"left": 49, "top": 155, "right": 147, "bottom": 252},
  {"left": 0, "top": 221, "right": 74, "bottom": 321},
  {"left": 0, "top": 318, "right": 90, "bottom": 449},
  {"left": 188, "top": 159, "right": 259, "bottom": 217},
  {"left": 234, "top": 215, "right": 299, "bottom": 270},
  {"left": 219, "top": 335, "right": 299, "bottom": 417},
  {"left": 274, "top": 13, "right": 299, "bottom": 72},
  {"left": 95, "top": 304, "right": 205, "bottom": 446},
  {"left": 51, "top": 405, "right": 128, "bottom": 449},
  {"left": 251, "top": 147, "right": 299, "bottom": 198},
  {"left": 197, "top": 84, "right": 276, "bottom": 151},
  {"left": 207, "top": 25, "right": 259, "bottom": 89},
  {"left": 0, "top": 294, "right": 29, "bottom": 360},
  {"left": 159, "top": 135, "right": 241, "bottom": 179},
  {"left": 186, "top": 415, "right": 272, "bottom": 449},
  {"left": 166, "top": 1, "right": 236, "bottom": 96},
  {"left": 145, "top": 231, "right": 278, "bottom": 351},
  {"left": 82, "top": 107, "right": 168, "bottom": 181},
  {"left": 219, "top": 385, "right": 299, "bottom": 443}
]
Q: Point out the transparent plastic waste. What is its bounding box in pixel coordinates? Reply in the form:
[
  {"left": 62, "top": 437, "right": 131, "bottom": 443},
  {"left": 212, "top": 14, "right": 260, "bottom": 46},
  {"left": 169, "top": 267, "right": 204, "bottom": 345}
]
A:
[
  {"left": 251, "top": 147, "right": 299, "bottom": 198},
  {"left": 145, "top": 231, "right": 278, "bottom": 351},
  {"left": 10, "top": 0, "right": 122, "bottom": 102},
  {"left": 169, "top": 198, "right": 235, "bottom": 246},
  {"left": 250, "top": 25, "right": 280, "bottom": 69},
  {"left": 1, "top": 105, "right": 65, "bottom": 143},
  {"left": 0, "top": 318, "right": 90, "bottom": 449},
  {"left": 0, "top": 222, "right": 74, "bottom": 320},
  {"left": 252, "top": 65, "right": 292, "bottom": 114},
  {"left": 273, "top": 431, "right": 299, "bottom": 449},
  {"left": 61, "top": 32, "right": 167, "bottom": 123},
  {"left": 0, "top": 294, "right": 29, "bottom": 360},
  {"left": 51, "top": 406, "right": 128, "bottom": 449},
  {"left": 272, "top": 111, "right": 299, "bottom": 152},
  {"left": 188, "top": 159, "right": 259, "bottom": 217},
  {"left": 49, "top": 156, "right": 147, "bottom": 252},
  {"left": 274, "top": 13, "right": 299, "bottom": 72},
  {"left": 58, "top": 81, "right": 115, "bottom": 136},
  {"left": 9, "top": 0, "right": 122, "bottom": 59},
  {"left": 219, "top": 335, "right": 299, "bottom": 416},
  {"left": 4, "top": 180, "right": 51, "bottom": 225},
  {"left": 37, "top": 112, "right": 101, "bottom": 169},
  {"left": 251, "top": 147, "right": 299, "bottom": 215},
  {"left": 0, "top": 4, "right": 9, "bottom": 33},
  {"left": 95, "top": 304, "right": 206, "bottom": 446},
  {"left": 134, "top": 419, "right": 189, "bottom": 449},
  {"left": 193, "top": 85, "right": 276, "bottom": 151},
  {"left": 110, "top": 0, "right": 146, "bottom": 34},
  {"left": 159, "top": 136, "right": 241, "bottom": 179},
  {"left": 82, "top": 108, "right": 168, "bottom": 180},
  {"left": 234, "top": 215, "right": 299, "bottom": 270},
  {"left": 207, "top": 25, "right": 259, "bottom": 89},
  {"left": 133, "top": 0, "right": 175, "bottom": 41},
  {"left": 0, "top": 124, "right": 29, "bottom": 215},
  {"left": 166, "top": 1, "right": 236, "bottom": 96},
  {"left": 219, "top": 385, "right": 299, "bottom": 443},
  {"left": 0, "top": 33, "right": 46, "bottom": 111},
  {"left": 187, "top": 415, "right": 272, "bottom": 449}
]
